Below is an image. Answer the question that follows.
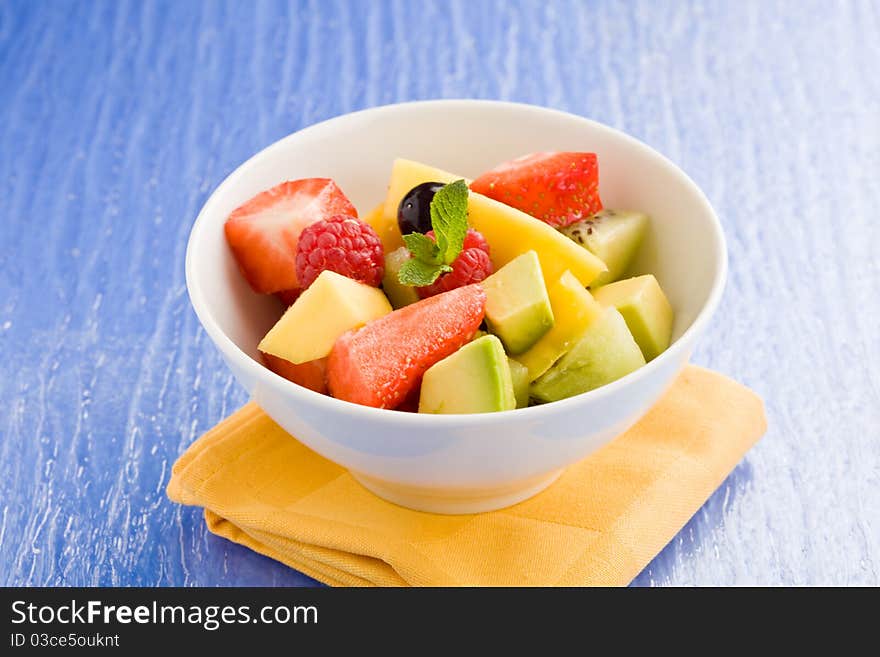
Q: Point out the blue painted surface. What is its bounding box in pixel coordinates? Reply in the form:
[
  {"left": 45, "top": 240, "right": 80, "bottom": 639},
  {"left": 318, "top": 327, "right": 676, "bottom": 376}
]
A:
[{"left": 1, "top": 0, "right": 877, "bottom": 586}]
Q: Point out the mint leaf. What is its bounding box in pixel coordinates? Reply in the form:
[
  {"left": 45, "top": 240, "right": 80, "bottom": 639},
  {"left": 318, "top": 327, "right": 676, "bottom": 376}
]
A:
[
  {"left": 397, "top": 179, "right": 469, "bottom": 288},
  {"left": 398, "top": 258, "right": 452, "bottom": 287},
  {"left": 430, "top": 179, "right": 469, "bottom": 265},
  {"left": 402, "top": 232, "right": 441, "bottom": 264}
]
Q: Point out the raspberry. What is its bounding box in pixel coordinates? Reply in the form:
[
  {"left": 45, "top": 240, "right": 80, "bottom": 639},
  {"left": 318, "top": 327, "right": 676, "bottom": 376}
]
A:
[
  {"left": 417, "top": 247, "right": 493, "bottom": 298},
  {"left": 295, "top": 215, "right": 384, "bottom": 289},
  {"left": 425, "top": 228, "right": 490, "bottom": 255},
  {"left": 275, "top": 288, "right": 301, "bottom": 306}
]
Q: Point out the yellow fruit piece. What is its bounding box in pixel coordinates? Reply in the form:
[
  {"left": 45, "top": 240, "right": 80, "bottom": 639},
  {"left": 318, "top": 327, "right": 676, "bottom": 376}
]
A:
[
  {"left": 469, "top": 193, "right": 607, "bottom": 288},
  {"left": 592, "top": 274, "right": 673, "bottom": 361},
  {"left": 382, "top": 158, "right": 607, "bottom": 288},
  {"left": 258, "top": 270, "right": 392, "bottom": 364},
  {"left": 364, "top": 202, "right": 403, "bottom": 253},
  {"left": 381, "top": 159, "right": 459, "bottom": 228},
  {"left": 530, "top": 307, "right": 645, "bottom": 402},
  {"left": 516, "top": 270, "right": 604, "bottom": 381}
]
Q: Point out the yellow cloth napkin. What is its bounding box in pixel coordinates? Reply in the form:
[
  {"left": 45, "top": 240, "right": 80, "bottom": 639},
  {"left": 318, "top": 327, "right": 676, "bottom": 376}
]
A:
[{"left": 167, "top": 365, "right": 766, "bottom": 586}]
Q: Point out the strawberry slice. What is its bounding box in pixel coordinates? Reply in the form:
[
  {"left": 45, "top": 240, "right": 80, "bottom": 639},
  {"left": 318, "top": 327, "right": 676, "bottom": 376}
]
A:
[
  {"left": 470, "top": 152, "right": 602, "bottom": 228},
  {"left": 327, "top": 284, "right": 486, "bottom": 409},
  {"left": 224, "top": 179, "right": 357, "bottom": 294}
]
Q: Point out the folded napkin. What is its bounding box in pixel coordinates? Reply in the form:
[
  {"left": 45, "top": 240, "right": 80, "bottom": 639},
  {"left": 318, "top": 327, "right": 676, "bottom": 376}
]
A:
[{"left": 167, "top": 365, "right": 766, "bottom": 586}]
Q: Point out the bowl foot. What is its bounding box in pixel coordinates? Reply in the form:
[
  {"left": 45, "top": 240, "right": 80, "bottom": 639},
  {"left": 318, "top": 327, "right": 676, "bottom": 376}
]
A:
[{"left": 350, "top": 469, "right": 564, "bottom": 514}]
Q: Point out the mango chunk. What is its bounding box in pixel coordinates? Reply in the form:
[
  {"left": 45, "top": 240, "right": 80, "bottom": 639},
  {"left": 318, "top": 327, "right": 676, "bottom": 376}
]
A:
[
  {"left": 364, "top": 202, "right": 404, "bottom": 253},
  {"left": 516, "top": 271, "right": 604, "bottom": 381}
]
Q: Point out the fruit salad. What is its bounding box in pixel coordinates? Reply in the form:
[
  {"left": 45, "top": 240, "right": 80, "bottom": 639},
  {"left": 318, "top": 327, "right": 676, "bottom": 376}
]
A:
[{"left": 224, "top": 152, "right": 674, "bottom": 414}]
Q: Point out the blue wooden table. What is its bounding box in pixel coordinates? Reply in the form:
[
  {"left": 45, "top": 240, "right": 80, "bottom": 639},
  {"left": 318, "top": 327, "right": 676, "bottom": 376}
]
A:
[{"left": 1, "top": 0, "right": 877, "bottom": 586}]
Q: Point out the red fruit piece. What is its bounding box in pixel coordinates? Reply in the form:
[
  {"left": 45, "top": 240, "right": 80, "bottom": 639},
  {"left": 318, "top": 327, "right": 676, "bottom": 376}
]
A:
[
  {"left": 224, "top": 179, "right": 357, "bottom": 294},
  {"left": 416, "top": 247, "right": 493, "bottom": 299},
  {"left": 295, "top": 215, "right": 384, "bottom": 290},
  {"left": 426, "top": 228, "right": 491, "bottom": 255},
  {"left": 275, "top": 288, "right": 301, "bottom": 306},
  {"left": 395, "top": 385, "right": 422, "bottom": 413},
  {"left": 327, "top": 284, "right": 487, "bottom": 409},
  {"left": 470, "top": 152, "right": 602, "bottom": 228},
  {"left": 261, "top": 352, "right": 328, "bottom": 394}
]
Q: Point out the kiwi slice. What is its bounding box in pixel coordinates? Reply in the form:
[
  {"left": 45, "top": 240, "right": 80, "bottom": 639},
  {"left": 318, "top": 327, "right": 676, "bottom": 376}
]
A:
[{"left": 560, "top": 209, "right": 648, "bottom": 287}]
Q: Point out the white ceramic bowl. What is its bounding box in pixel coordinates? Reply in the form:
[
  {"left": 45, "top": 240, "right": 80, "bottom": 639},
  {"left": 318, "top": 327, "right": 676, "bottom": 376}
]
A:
[{"left": 185, "top": 100, "right": 726, "bottom": 514}]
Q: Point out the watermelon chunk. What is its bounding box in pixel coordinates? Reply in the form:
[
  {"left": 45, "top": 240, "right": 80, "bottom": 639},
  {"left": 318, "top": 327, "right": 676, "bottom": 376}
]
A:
[
  {"left": 327, "top": 284, "right": 486, "bottom": 409},
  {"left": 261, "top": 352, "right": 328, "bottom": 394}
]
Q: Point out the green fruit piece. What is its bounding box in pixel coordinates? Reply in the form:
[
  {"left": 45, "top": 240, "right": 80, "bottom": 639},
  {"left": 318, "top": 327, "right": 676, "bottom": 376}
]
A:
[
  {"left": 560, "top": 209, "right": 648, "bottom": 287},
  {"left": 530, "top": 307, "right": 645, "bottom": 402},
  {"left": 507, "top": 358, "right": 530, "bottom": 409},
  {"left": 382, "top": 247, "right": 421, "bottom": 309},
  {"left": 592, "top": 274, "right": 673, "bottom": 361},
  {"left": 419, "top": 335, "right": 515, "bottom": 414},
  {"left": 481, "top": 250, "right": 554, "bottom": 355},
  {"left": 516, "top": 270, "right": 604, "bottom": 381}
]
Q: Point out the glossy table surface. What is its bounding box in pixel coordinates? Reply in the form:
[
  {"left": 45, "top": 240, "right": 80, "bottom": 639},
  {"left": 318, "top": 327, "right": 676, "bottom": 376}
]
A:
[{"left": 1, "top": 0, "right": 877, "bottom": 586}]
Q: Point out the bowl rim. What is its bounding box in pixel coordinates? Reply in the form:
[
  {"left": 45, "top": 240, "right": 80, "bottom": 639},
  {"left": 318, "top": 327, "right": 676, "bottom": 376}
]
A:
[{"left": 185, "top": 99, "right": 728, "bottom": 425}]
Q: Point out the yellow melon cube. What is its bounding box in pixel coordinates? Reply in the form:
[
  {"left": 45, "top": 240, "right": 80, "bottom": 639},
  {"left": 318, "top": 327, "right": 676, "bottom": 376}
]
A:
[{"left": 258, "top": 270, "right": 392, "bottom": 364}]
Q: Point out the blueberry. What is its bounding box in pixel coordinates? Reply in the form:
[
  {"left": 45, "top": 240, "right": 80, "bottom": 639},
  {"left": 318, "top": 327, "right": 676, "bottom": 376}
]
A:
[{"left": 397, "top": 181, "right": 444, "bottom": 235}]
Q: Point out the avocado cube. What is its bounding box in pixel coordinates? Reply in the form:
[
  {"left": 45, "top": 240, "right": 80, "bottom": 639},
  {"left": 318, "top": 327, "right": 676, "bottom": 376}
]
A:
[
  {"left": 419, "top": 335, "right": 516, "bottom": 414},
  {"left": 481, "top": 251, "right": 554, "bottom": 355}
]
